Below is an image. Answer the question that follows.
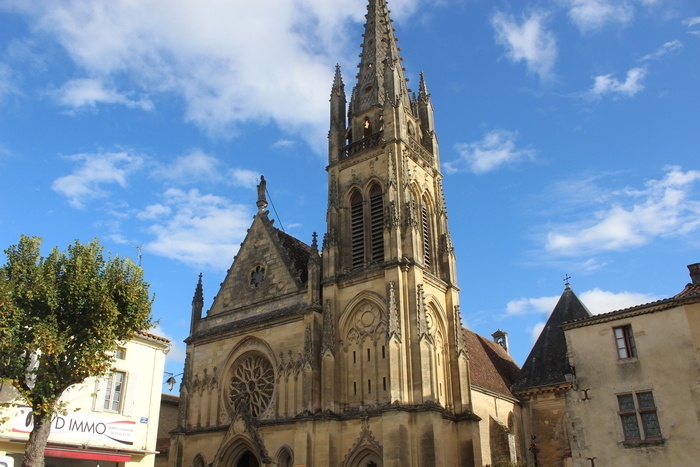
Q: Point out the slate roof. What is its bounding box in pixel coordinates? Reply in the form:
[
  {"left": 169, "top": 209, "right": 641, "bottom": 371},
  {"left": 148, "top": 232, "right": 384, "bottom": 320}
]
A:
[
  {"left": 463, "top": 328, "right": 520, "bottom": 398},
  {"left": 511, "top": 285, "right": 591, "bottom": 393},
  {"left": 273, "top": 227, "right": 312, "bottom": 284}
]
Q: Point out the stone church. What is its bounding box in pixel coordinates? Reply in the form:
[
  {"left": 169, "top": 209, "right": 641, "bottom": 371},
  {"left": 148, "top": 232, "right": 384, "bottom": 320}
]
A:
[{"left": 170, "top": 1, "right": 522, "bottom": 465}]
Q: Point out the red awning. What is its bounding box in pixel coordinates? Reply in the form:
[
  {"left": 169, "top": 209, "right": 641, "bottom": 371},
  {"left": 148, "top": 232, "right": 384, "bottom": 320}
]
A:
[{"left": 44, "top": 448, "right": 131, "bottom": 462}]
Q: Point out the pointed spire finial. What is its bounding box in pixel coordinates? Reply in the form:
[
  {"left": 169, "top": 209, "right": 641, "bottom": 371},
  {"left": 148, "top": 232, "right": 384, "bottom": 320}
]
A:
[
  {"left": 256, "top": 175, "right": 268, "bottom": 213},
  {"left": 311, "top": 232, "right": 318, "bottom": 250},
  {"left": 332, "top": 64, "right": 345, "bottom": 96},
  {"left": 418, "top": 72, "right": 430, "bottom": 103},
  {"left": 564, "top": 274, "right": 571, "bottom": 289}
]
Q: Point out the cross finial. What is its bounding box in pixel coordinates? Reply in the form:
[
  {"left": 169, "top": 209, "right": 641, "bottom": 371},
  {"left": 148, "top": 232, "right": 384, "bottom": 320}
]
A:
[
  {"left": 311, "top": 232, "right": 318, "bottom": 249},
  {"left": 564, "top": 274, "right": 571, "bottom": 288}
]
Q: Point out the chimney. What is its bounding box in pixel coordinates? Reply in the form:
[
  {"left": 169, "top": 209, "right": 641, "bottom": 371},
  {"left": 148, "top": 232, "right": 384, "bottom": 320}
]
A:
[
  {"left": 688, "top": 263, "right": 700, "bottom": 286},
  {"left": 492, "top": 329, "right": 509, "bottom": 354}
]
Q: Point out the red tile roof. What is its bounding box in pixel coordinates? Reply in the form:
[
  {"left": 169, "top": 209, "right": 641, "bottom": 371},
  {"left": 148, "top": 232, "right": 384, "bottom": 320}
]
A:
[{"left": 463, "top": 328, "right": 520, "bottom": 398}]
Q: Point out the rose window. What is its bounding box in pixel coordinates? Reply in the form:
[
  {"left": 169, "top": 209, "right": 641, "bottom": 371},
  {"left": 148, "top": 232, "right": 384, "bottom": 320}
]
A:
[
  {"left": 229, "top": 353, "right": 275, "bottom": 418},
  {"left": 250, "top": 265, "right": 266, "bottom": 288}
]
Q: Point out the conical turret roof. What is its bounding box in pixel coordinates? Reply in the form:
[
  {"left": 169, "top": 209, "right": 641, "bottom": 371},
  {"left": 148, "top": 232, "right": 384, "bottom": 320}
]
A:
[{"left": 512, "top": 284, "right": 591, "bottom": 392}]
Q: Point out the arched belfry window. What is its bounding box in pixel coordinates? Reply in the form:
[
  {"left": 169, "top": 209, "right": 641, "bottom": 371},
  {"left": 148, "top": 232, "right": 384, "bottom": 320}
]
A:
[
  {"left": 369, "top": 184, "right": 384, "bottom": 263},
  {"left": 363, "top": 117, "right": 373, "bottom": 138},
  {"left": 421, "top": 197, "right": 433, "bottom": 270},
  {"left": 351, "top": 190, "right": 365, "bottom": 268}
]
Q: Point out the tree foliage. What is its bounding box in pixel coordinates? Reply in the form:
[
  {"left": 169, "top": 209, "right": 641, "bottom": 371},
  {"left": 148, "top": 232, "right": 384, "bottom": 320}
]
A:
[{"left": 0, "top": 235, "right": 153, "bottom": 466}]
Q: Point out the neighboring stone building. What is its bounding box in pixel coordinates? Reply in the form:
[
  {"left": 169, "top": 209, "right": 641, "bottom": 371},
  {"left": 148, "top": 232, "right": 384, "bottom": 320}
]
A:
[
  {"left": 562, "top": 263, "right": 700, "bottom": 466},
  {"left": 0, "top": 331, "right": 171, "bottom": 467},
  {"left": 156, "top": 394, "right": 180, "bottom": 467},
  {"left": 511, "top": 282, "right": 591, "bottom": 467},
  {"left": 170, "top": 1, "right": 520, "bottom": 466}
]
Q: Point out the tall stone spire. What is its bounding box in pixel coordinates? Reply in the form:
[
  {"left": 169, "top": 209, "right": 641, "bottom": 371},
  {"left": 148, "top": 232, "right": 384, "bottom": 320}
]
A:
[
  {"left": 349, "top": 0, "right": 411, "bottom": 116},
  {"left": 190, "top": 273, "right": 204, "bottom": 335}
]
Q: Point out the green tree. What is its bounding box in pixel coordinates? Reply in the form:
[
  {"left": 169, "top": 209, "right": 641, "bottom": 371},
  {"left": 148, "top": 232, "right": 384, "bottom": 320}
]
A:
[{"left": 0, "top": 236, "right": 153, "bottom": 467}]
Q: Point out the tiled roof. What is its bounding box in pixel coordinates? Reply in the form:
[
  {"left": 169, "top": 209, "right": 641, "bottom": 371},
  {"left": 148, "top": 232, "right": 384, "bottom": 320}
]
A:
[
  {"left": 512, "top": 286, "right": 591, "bottom": 393},
  {"left": 674, "top": 282, "right": 700, "bottom": 299},
  {"left": 463, "top": 328, "right": 520, "bottom": 398},
  {"left": 161, "top": 393, "right": 180, "bottom": 405},
  {"left": 137, "top": 330, "right": 171, "bottom": 344},
  {"left": 273, "top": 227, "right": 312, "bottom": 283}
]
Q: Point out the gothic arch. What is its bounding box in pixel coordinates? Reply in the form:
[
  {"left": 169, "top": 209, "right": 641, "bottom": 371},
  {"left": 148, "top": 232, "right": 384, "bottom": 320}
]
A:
[
  {"left": 191, "top": 453, "right": 206, "bottom": 467},
  {"left": 342, "top": 420, "right": 384, "bottom": 467},
  {"left": 339, "top": 292, "right": 387, "bottom": 341},
  {"left": 218, "top": 436, "right": 261, "bottom": 467},
  {"left": 275, "top": 445, "right": 294, "bottom": 467}
]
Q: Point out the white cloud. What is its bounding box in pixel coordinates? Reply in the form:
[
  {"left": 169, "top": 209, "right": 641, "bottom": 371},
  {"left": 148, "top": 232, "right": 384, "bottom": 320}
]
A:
[
  {"left": 156, "top": 150, "right": 222, "bottom": 184},
  {"left": 529, "top": 322, "right": 546, "bottom": 344},
  {"left": 140, "top": 188, "right": 252, "bottom": 270},
  {"left": 588, "top": 67, "right": 647, "bottom": 99},
  {"left": 230, "top": 169, "right": 260, "bottom": 189},
  {"left": 445, "top": 129, "right": 535, "bottom": 174},
  {"left": 565, "top": 0, "right": 635, "bottom": 32},
  {"left": 683, "top": 16, "right": 700, "bottom": 27},
  {"left": 579, "top": 288, "right": 657, "bottom": 314},
  {"left": 546, "top": 166, "right": 700, "bottom": 256},
  {"left": 52, "top": 151, "right": 145, "bottom": 208},
  {"left": 2, "top": 0, "right": 385, "bottom": 151},
  {"left": 492, "top": 10, "right": 558, "bottom": 81},
  {"left": 149, "top": 325, "right": 186, "bottom": 364},
  {"left": 272, "top": 140, "right": 296, "bottom": 149},
  {"left": 506, "top": 295, "right": 559, "bottom": 315},
  {"left": 684, "top": 16, "right": 700, "bottom": 36},
  {"left": 508, "top": 288, "right": 657, "bottom": 319},
  {"left": 0, "top": 62, "right": 18, "bottom": 103},
  {"left": 640, "top": 40, "right": 682, "bottom": 61},
  {"left": 55, "top": 78, "right": 153, "bottom": 111}
]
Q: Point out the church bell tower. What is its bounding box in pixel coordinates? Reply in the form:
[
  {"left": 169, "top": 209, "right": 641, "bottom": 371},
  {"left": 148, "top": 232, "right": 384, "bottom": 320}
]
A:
[{"left": 321, "top": 0, "right": 470, "bottom": 419}]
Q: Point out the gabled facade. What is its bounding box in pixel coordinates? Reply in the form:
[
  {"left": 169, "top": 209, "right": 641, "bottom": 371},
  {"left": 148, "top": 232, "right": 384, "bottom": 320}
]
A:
[
  {"left": 170, "top": 1, "right": 521, "bottom": 466},
  {"left": 562, "top": 263, "right": 700, "bottom": 466}
]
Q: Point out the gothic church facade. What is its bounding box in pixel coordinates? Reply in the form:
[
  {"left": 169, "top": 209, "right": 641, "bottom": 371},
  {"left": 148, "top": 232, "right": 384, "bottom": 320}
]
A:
[{"left": 171, "top": 1, "right": 521, "bottom": 466}]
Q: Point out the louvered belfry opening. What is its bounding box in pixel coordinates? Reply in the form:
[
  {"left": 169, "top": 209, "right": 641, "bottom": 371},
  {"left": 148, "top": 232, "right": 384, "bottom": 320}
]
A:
[
  {"left": 351, "top": 191, "right": 365, "bottom": 268},
  {"left": 422, "top": 203, "right": 431, "bottom": 269},
  {"left": 369, "top": 185, "right": 384, "bottom": 263}
]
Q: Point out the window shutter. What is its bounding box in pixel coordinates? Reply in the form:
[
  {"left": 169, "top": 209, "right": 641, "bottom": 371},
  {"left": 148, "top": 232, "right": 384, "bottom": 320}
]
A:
[{"left": 122, "top": 373, "right": 138, "bottom": 417}]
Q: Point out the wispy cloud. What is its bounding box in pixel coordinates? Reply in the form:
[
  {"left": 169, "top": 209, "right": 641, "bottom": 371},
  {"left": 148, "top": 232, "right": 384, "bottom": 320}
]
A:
[
  {"left": 640, "top": 40, "right": 682, "bottom": 61},
  {"left": 445, "top": 129, "right": 535, "bottom": 174},
  {"left": 55, "top": 78, "right": 153, "bottom": 111},
  {"left": 683, "top": 16, "right": 700, "bottom": 36},
  {"left": 491, "top": 11, "right": 558, "bottom": 81},
  {"left": 545, "top": 166, "right": 700, "bottom": 256},
  {"left": 140, "top": 188, "right": 252, "bottom": 270},
  {"left": 587, "top": 67, "right": 647, "bottom": 99},
  {"left": 0, "top": 62, "right": 18, "bottom": 103},
  {"left": 149, "top": 325, "right": 186, "bottom": 364},
  {"left": 507, "top": 288, "right": 657, "bottom": 317},
  {"left": 2, "top": 0, "right": 379, "bottom": 152},
  {"left": 52, "top": 151, "right": 145, "bottom": 208},
  {"left": 565, "top": 0, "right": 635, "bottom": 32},
  {"left": 155, "top": 150, "right": 222, "bottom": 184},
  {"left": 229, "top": 169, "right": 259, "bottom": 189}
]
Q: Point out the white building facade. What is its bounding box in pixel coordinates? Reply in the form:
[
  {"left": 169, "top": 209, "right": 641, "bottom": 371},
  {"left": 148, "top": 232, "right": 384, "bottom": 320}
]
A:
[{"left": 0, "top": 331, "right": 170, "bottom": 467}]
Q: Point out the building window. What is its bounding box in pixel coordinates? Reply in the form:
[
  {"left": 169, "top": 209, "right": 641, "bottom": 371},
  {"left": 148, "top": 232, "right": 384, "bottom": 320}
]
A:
[
  {"left": 104, "top": 371, "right": 126, "bottom": 412},
  {"left": 350, "top": 191, "right": 365, "bottom": 268},
  {"left": 115, "top": 347, "right": 126, "bottom": 360},
  {"left": 618, "top": 392, "right": 661, "bottom": 441},
  {"left": 614, "top": 325, "right": 637, "bottom": 359},
  {"left": 369, "top": 185, "right": 384, "bottom": 263}
]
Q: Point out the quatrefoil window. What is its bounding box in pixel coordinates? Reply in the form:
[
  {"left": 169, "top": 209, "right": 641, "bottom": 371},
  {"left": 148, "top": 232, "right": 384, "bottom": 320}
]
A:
[{"left": 250, "top": 265, "right": 265, "bottom": 288}]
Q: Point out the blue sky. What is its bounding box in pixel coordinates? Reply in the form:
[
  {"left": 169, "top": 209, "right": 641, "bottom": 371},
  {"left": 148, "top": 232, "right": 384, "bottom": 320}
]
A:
[{"left": 1, "top": 0, "right": 699, "bottom": 386}]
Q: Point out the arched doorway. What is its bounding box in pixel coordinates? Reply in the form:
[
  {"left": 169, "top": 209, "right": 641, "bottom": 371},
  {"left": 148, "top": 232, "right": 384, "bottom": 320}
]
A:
[{"left": 236, "top": 450, "right": 259, "bottom": 467}]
